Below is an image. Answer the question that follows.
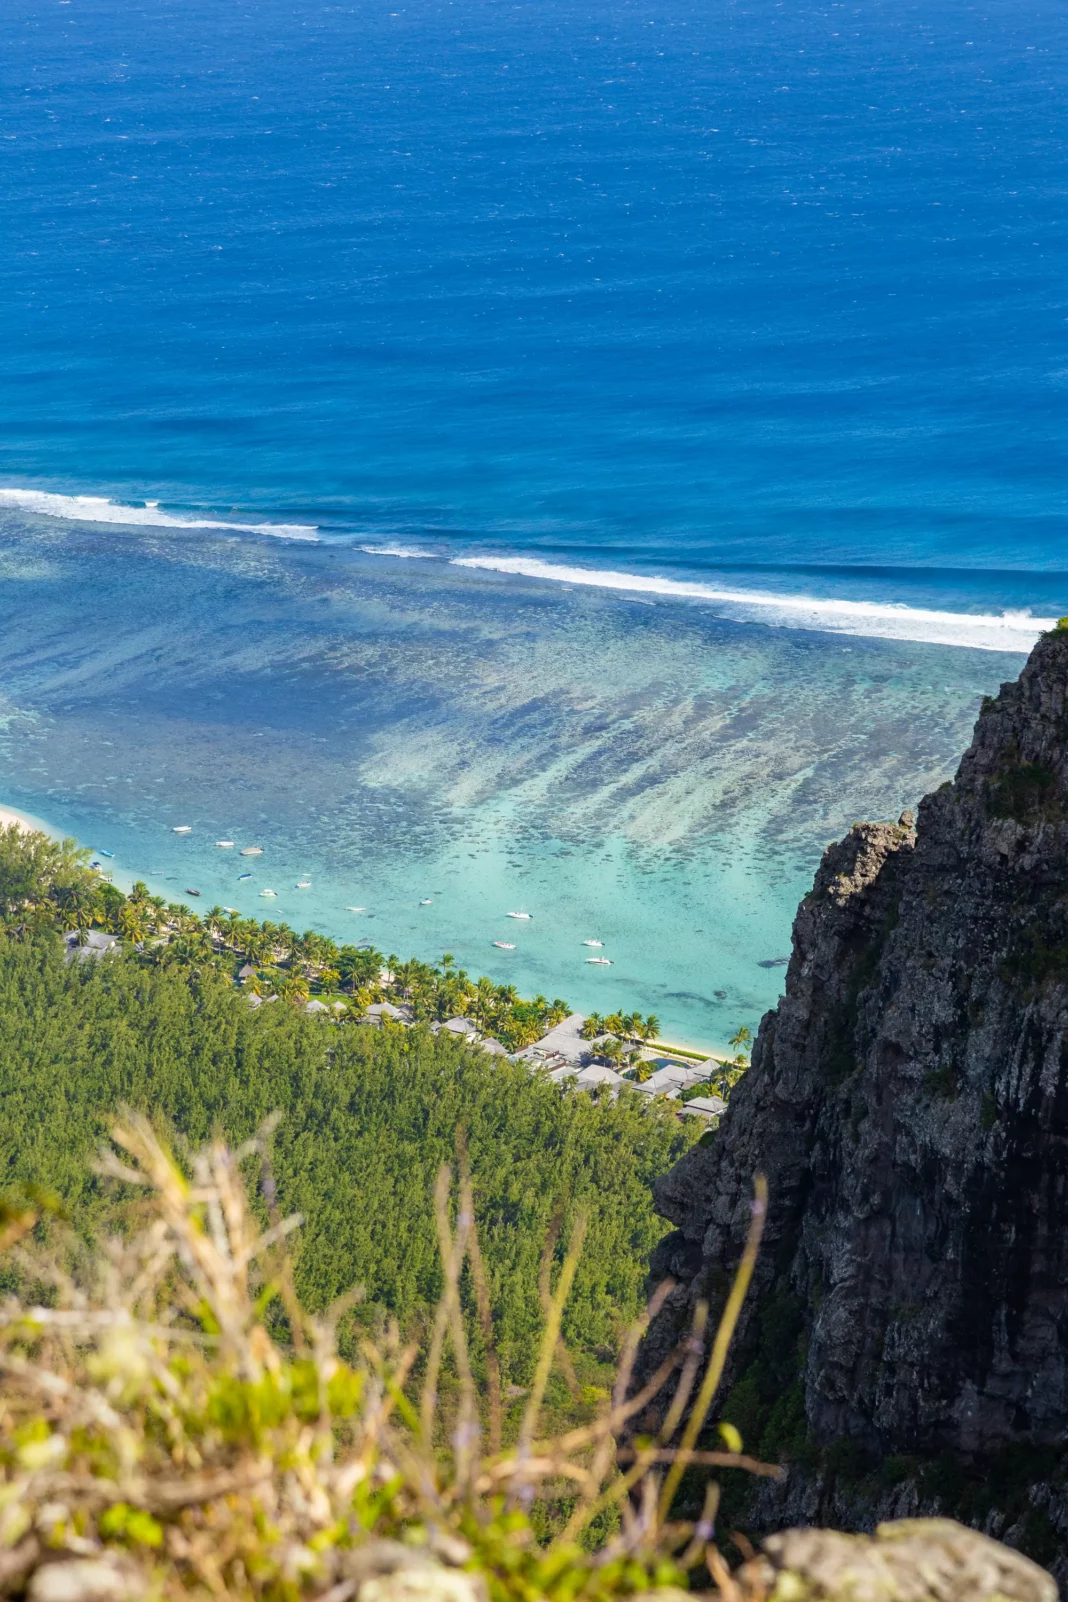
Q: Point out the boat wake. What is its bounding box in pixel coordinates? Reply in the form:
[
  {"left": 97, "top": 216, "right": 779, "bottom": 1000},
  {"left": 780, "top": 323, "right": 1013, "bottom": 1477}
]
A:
[{"left": 0, "top": 488, "right": 319, "bottom": 540}]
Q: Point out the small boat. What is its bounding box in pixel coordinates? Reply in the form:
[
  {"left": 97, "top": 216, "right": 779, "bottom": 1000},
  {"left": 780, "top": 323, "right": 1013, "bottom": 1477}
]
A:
[
  {"left": 223, "top": 906, "right": 239, "bottom": 914},
  {"left": 493, "top": 941, "right": 516, "bottom": 950},
  {"left": 259, "top": 889, "right": 277, "bottom": 898},
  {"left": 240, "top": 846, "right": 263, "bottom": 857},
  {"left": 90, "top": 860, "right": 101, "bottom": 868},
  {"left": 585, "top": 956, "right": 612, "bottom": 965},
  {"left": 345, "top": 906, "right": 366, "bottom": 912},
  {"left": 215, "top": 840, "right": 235, "bottom": 849},
  {"left": 582, "top": 939, "right": 603, "bottom": 947},
  {"left": 506, "top": 911, "right": 532, "bottom": 920},
  {"left": 185, "top": 888, "right": 201, "bottom": 898},
  {"left": 237, "top": 873, "right": 252, "bottom": 881},
  {"left": 173, "top": 825, "right": 192, "bottom": 834},
  {"left": 420, "top": 897, "right": 433, "bottom": 905},
  {"left": 98, "top": 849, "right": 114, "bottom": 859},
  {"left": 296, "top": 880, "right": 312, "bottom": 889}
]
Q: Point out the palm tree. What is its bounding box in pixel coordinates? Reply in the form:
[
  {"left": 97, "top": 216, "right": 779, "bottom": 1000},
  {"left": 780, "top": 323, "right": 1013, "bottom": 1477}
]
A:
[
  {"left": 641, "top": 1014, "right": 661, "bottom": 1045},
  {"left": 729, "top": 1025, "right": 754, "bottom": 1063},
  {"left": 278, "top": 973, "right": 310, "bottom": 1007},
  {"left": 59, "top": 881, "right": 102, "bottom": 938},
  {"left": 347, "top": 985, "right": 376, "bottom": 1018},
  {"left": 118, "top": 903, "right": 147, "bottom": 944},
  {"left": 580, "top": 1013, "right": 604, "bottom": 1041},
  {"left": 470, "top": 976, "right": 498, "bottom": 1030},
  {"left": 145, "top": 895, "right": 168, "bottom": 934}
]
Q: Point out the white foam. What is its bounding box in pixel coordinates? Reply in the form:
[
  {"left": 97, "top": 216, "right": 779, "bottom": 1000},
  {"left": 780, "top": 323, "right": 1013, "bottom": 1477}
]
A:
[
  {"left": 0, "top": 488, "right": 319, "bottom": 540},
  {"left": 359, "top": 544, "right": 437, "bottom": 559},
  {"left": 450, "top": 554, "right": 1054, "bottom": 652}
]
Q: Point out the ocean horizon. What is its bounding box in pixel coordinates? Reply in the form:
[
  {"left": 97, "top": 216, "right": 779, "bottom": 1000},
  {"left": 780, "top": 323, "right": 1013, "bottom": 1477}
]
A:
[{"left": 2, "top": 0, "right": 1066, "bottom": 1044}]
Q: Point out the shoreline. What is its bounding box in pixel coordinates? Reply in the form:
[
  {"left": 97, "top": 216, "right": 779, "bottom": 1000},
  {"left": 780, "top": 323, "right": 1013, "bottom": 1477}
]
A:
[
  {"left": 0, "top": 802, "right": 64, "bottom": 839},
  {"left": 1, "top": 798, "right": 743, "bottom": 1062}
]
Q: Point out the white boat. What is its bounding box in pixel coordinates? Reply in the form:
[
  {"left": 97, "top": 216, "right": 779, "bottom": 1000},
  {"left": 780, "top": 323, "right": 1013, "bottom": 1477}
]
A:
[
  {"left": 506, "top": 911, "right": 532, "bottom": 920},
  {"left": 420, "top": 897, "right": 433, "bottom": 905},
  {"left": 240, "top": 846, "right": 264, "bottom": 857},
  {"left": 345, "top": 906, "right": 366, "bottom": 912},
  {"left": 223, "top": 907, "right": 239, "bottom": 914},
  {"left": 215, "top": 840, "right": 235, "bottom": 849},
  {"left": 172, "top": 825, "right": 192, "bottom": 834},
  {"left": 296, "top": 880, "right": 312, "bottom": 889},
  {"left": 585, "top": 956, "right": 612, "bottom": 965},
  {"left": 582, "top": 939, "right": 603, "bottom": 947},
  {"left": 493, "top": 941, "right": 516, "bottom": 950},
  {"left": 237, "top": 873, "right": 252, "bottom": 881},
  {"left": 259, "top": 889, "right": 277, "bottom": 898}
]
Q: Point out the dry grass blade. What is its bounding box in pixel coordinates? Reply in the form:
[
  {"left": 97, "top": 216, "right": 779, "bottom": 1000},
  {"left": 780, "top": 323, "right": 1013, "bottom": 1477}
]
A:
[
  {"left": 457, "top": 1148, "right": 503, "bottom": 1456},
  {"left": 539, "top": 1207, "right": 582, "bottom": 1403},
  {"left": 515, "top": 1208, "right": 588, "bottom": 1478},
  {"left": 0, "top": 1113, "right": 776, "bottom": 1602},
  {"left": 433, "top": 1165, "right": 478, "bottom": 1496},
  {"left": 658, "top": 1299, "right": 708, "bottom": 1445},
  {"left": 657, "top": 1173, "right": 768, "bottom": 1523}
]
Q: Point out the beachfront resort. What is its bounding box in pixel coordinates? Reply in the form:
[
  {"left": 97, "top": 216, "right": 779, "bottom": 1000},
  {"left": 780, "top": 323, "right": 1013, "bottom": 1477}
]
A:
[{"left": 3, "top": 817, "right": 751, "bottom": 1127}]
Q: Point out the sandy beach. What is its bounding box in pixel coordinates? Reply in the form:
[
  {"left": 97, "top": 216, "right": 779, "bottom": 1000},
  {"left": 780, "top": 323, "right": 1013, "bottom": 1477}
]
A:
[{"left": 0, "top": 803, "right": 59, "bottom": 837}]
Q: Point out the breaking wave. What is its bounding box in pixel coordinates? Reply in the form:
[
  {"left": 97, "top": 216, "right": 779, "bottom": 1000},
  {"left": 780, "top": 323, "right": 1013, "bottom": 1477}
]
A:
[
  {"left": 449, "top": 554, "right": 1054, "bottom": 652},
  {"left": 0, "top": 488, "right": 319, "bottom": 540}
]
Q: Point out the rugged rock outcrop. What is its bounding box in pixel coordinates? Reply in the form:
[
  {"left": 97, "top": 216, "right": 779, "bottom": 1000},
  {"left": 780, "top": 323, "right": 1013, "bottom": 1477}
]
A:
[{"left": 634, "top": 626, "right": 1068, "bottom": 1569}]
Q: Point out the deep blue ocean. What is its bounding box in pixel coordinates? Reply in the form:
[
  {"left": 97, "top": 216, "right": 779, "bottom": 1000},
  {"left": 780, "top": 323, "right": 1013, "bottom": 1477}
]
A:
[{"left": 1, "top": 0, "right": 1066, "bottom": 1044}]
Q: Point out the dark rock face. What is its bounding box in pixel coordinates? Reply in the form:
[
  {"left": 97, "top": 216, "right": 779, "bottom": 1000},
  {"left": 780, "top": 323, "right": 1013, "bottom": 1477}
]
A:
[{"left": 635, "top": 629, "right": 1068, "bottom": 1552}]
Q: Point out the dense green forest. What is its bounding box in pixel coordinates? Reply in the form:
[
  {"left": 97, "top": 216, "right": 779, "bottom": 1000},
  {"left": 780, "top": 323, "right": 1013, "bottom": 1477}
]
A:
[{"left": 0, "top": 824, "right": 699, "bottom": 1383}]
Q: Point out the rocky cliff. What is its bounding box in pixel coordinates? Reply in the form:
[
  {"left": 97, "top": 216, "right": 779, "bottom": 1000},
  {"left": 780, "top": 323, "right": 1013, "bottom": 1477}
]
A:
[{"left": 634, "top": 625, "right": 1068, "bottom": 1572}]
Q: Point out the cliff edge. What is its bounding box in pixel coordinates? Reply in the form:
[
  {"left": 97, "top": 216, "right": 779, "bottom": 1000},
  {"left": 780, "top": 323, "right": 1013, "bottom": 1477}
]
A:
[{"left": 634, "top": 624, "right": 1068, "bottom": 1571}]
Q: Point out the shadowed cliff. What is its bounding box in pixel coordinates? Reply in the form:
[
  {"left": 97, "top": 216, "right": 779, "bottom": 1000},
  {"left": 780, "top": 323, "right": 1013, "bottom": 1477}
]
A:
[{"left": 632, "top": 624, "right": 1068, "bottom": 1569}]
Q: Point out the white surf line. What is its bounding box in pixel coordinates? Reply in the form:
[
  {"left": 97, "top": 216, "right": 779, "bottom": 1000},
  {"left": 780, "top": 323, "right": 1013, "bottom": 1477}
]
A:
[
  {"left": 0, "top": 489, "right": 319, "bottom": 540},
  {"left": 359, "top": 543, "right": 438, "bottom": 559},
  {"left": 449, "top": 554, "right": 1056, "bottom": 653}
]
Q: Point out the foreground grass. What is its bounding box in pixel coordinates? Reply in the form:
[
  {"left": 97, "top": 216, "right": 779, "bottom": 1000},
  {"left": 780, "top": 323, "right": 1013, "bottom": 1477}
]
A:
[{"left": 0, "top": 1117, "right": 772, "bottom": 1602}]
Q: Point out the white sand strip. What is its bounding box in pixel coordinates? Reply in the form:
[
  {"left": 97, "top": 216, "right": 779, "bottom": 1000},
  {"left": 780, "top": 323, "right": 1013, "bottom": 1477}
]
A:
[{"left": 0, "top": 803, "right": 64, "bottom": 839}]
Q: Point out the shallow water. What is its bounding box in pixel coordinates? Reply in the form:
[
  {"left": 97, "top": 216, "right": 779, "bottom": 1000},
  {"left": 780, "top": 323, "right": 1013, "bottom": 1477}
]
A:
[
  {"left": 0, "top": 516, "right": 1025, "bottom": 1044},
  {"left": 1, "top": 0, "right": 1066, "bottom": 1041}
]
